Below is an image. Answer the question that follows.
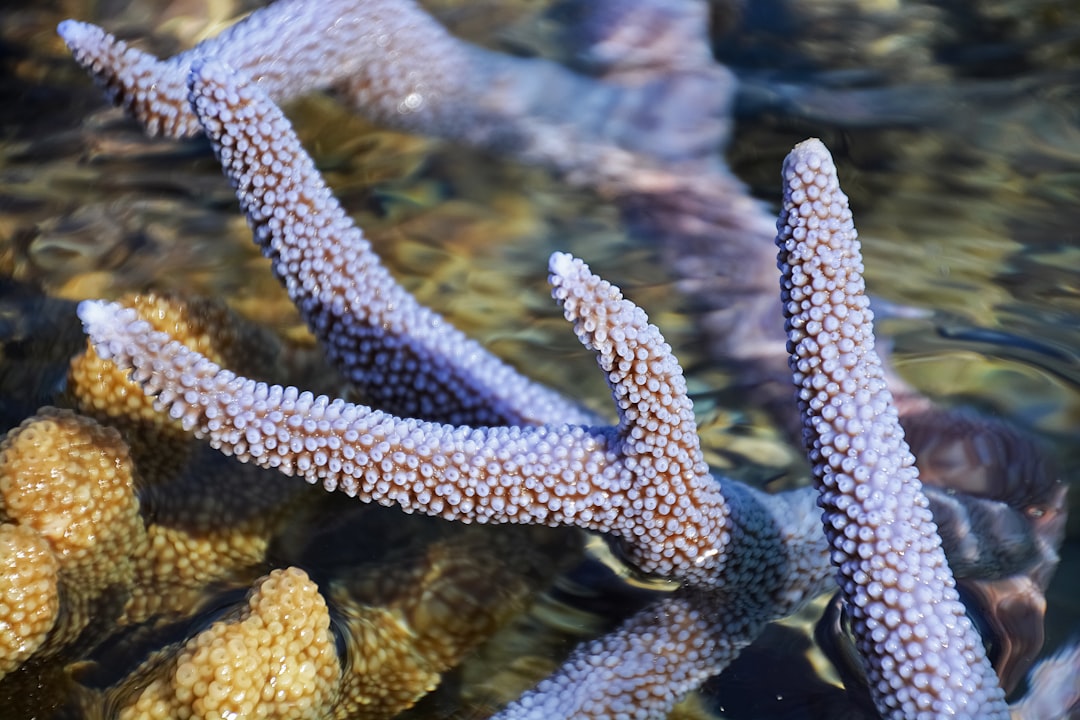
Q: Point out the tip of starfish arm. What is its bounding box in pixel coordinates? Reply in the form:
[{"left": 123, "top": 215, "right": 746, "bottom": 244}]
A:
[
  {"left": 59, "top": 18, "right": 200, "bottom": 139},
  {"left": 783, "top": 137, "right": 836, "bottom": 180},
  {"left": 56, "top": 20, "right": 120, "bottom": 76},
  {"left": 56, "top": 19, "right": 133, "bottom": 79},
  {"left": 56, "top": 19, "right": 97, "bottom": 47},
  {"left": 76, "top": 300, "right": 139, "bottom": 365},
  {"left": 548, "top": 251, "right": 584, "bottom": 282},
  {"left": 788, "top": 137, "right": 829, "bottom": 162},
  {"left": 76, "top": 298, "right": 116, "bottom": 334}
]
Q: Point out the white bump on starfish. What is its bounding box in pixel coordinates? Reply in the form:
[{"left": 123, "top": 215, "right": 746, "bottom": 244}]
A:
[{"left": 776, "top": 138, "right": 1009, "bottom": 719}]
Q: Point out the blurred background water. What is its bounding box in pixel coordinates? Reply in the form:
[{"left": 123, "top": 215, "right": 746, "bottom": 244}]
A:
[{"left": 1, "top": 0, "right": 1078, "bottom": 717}]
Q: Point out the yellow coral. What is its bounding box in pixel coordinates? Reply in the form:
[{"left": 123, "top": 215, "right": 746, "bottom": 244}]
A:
[
  {"left": 0, "top": 523, "right": 60, "bottom": 680},
  {"left": 117, "top": 567, "right": 341, "bottom": 720},
  {"left": 0, "top": 408, "right": 145, "bottom": 648}
]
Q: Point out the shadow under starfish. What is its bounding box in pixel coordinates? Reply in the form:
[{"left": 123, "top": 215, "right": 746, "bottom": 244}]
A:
[{"left": 72, "top": 57, "right": 1077, "bottom": 718}]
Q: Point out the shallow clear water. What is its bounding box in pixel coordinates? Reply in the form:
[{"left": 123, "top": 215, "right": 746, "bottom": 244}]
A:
[{"left": 1, "top": 0, "right": 1078, "bottom": 717}]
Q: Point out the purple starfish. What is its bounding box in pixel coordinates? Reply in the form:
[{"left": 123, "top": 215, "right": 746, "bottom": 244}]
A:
[
  {"left": 67, "top": 53, "right": 1066, "bottom": 716},
  {"left": 75, "top": 59, "right": 740, "bottom": 587}
]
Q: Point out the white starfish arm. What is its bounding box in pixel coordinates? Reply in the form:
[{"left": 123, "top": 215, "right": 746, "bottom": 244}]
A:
[
  {"left": 58, "top": 1, "right": 733, "bottom": 187},
  {"left": 61, "top": 0, "right": 734, "bottom": 174},
  {"left": 494, "top": 591, "right": 740, "bottom": 720},
  {"left": 776, "top": 138, "right": 1009, "bottom": 719}
]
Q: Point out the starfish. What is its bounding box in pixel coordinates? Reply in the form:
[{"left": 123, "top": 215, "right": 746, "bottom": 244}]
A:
[
  {"left": 71, "top": 59, "right": 1065, "bottom": 718},
  {"left": 63, "top": 8, "right": 603, "bottom": 430}
]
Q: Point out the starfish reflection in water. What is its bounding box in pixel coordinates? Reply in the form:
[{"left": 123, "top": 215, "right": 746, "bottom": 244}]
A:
[{"left": 65, "top": 48, "right": 1075, "bottom": 717}]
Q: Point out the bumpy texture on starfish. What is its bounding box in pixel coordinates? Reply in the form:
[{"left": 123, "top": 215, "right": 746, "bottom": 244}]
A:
[
  {"left": 76, "top": 245, "right": 832, "bottom": 718},
  {"left": 493, "top": 483, "right": 832, "bottom": 719},
  {"left": 182, "top": 57, "right": 594, "bottom": 429},
  {"left": 74, "top": 58, "right": 738, "bottom": 589},
  {"left": 78, "top": 254, "right": 730, "bottom": 587},
  {"left": 776, "top": 138, "right": 1009, "bottom": 719},
  {"left": 37, "top": 0, "right": 1078, "bottom": 714},
  {"left": 63, "top": 293, "right": 316, "bottom": 624},
  {"left": 65, "top": 292, "right": 283, "bottom": 485}
]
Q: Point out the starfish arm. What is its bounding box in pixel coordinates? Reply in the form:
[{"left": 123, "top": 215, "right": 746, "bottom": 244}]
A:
[
  {"left": 549, "top": 252, "right": 729, "bottom": 582},
  {"left": 185, "top": 58, "right": 592, "bottom": 429},
  {"left": 77, "top": 250, "right": 729, "bottom": 583},
  {"left": 776, "top": 138, "right": 1008, "bottom": 719},
  {"left": 318, "top": 0, "right": 736, "bottom": 185},
  {"left": 56, "top": 20, "right": 194, "bottom": 137},
  {"left": 501, "top": 482, "right": 1041, "bottom": 720},
  {"left": 78, "top": 299, "right": 621, "bottom": 523},
  {"left": 493, "top": 591, "right": 739, "bottom": 720}
]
